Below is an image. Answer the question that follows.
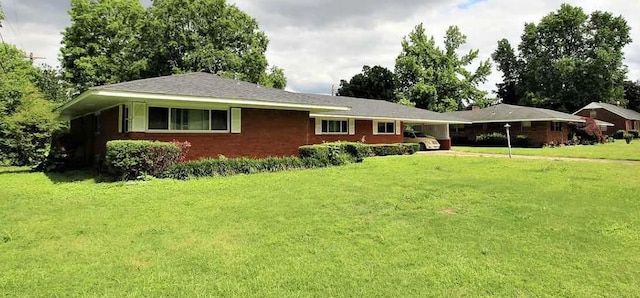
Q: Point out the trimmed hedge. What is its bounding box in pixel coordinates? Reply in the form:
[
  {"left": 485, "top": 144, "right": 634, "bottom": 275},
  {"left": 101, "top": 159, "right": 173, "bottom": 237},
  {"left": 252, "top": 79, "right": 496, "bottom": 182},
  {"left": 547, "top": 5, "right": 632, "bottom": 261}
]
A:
[
  {"left": 299, "top": 142, "right": 419, "bottom": 161},
  {"left": 162, "top": 156, "right": 330, "bottom": 180},
  {"left": 105, "top": 140, "right": 183, "bottom": 180},
  {"left": 476, "top": 133, "right": 508, "bottom": 146},
  {"left": 300, "top": 142, "right": 371, "bottom": 164}
]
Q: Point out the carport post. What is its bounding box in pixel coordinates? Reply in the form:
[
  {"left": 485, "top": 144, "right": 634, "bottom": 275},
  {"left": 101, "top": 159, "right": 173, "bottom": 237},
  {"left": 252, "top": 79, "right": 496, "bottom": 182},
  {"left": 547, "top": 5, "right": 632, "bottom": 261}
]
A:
[{"left": 504, "top": 123, "right": 512, "bottom": 158}]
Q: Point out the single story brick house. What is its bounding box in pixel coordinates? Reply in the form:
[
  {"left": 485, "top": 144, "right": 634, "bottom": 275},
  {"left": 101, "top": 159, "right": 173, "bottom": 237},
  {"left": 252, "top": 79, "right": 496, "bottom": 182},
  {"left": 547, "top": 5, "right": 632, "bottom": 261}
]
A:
[
  {"left": 574, "top": 102, "right": 640, "bottom": 133},
  {"left": 59, "top": 72, "right": 468, "bottom": 163},
  {"left": 445, "top": 104, "right": 613, "bottom": 146}
]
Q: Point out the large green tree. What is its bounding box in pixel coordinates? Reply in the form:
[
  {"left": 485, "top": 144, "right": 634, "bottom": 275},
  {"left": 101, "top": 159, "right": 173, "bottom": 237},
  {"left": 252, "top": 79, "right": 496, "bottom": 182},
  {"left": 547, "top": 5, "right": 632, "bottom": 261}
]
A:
[
  {"left": 337, "top": 65, "right": 396, "bottom": 101},
  {"left": 395, "top": 24, "right": 491, "bottom": 112},
  {"left": 624, "top": 80, "right": 640, "bottom": 113},
  {"left": 0, "top": 43, "right": 61, "bottom": 166},
  {"left": 145, "top": 0, "right": 283, "bottom": 86},
  {"left": 492, "top": 4, "right": 632, "bottom": 113},
  {"left": 61, "top": 0, "right": 148, "bottom": 94},
  {"left": 61, "top": 0, "right": 287, "bottom": 92}
]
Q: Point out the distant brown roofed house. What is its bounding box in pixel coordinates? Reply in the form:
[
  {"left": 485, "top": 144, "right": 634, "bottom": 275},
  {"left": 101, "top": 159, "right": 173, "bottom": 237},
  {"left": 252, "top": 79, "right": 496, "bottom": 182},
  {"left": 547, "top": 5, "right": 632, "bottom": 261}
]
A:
[
  {"left": 445, "top": 104, "right": 614, "bottom": 147},
  {"left": 574, "top": 102, "right": 640, "bottom": 132}
]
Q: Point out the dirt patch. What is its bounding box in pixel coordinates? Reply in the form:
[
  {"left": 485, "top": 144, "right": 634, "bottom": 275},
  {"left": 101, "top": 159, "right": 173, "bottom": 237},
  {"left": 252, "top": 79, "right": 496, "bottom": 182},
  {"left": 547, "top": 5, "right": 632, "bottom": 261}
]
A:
[{"left": 439, "top": 208, "right": 458, "bottom": 215}]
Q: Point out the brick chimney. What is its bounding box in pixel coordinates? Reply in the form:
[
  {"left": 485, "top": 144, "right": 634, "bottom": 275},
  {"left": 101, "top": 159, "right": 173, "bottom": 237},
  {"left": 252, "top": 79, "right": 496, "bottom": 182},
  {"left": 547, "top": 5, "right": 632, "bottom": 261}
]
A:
[{"left": 471, "top": 105, "right": 481, "bottom": 111}]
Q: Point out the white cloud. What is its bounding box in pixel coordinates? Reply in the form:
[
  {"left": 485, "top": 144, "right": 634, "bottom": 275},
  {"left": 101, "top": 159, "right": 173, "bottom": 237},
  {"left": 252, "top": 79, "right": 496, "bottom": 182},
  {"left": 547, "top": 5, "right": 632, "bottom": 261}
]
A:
[{"left": 1, "top": 0, "right": 639, "bottom": 96}]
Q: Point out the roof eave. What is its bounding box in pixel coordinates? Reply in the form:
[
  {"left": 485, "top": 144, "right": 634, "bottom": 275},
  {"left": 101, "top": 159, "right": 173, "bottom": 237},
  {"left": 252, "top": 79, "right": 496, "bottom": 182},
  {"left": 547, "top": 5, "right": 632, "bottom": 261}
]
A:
[
  {"left": 59, "top": 89, "right": 351, "bottom": 115},
  {"left": 310, "top": 113, "right": 471, "bottom": 124}
]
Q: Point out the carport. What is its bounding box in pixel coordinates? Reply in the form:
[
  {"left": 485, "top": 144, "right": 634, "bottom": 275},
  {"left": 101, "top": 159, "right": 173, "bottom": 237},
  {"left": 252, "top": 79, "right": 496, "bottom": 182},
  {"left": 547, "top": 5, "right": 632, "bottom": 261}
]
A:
[{"left": 406, "top": 123, "right": 451, "bottom": 149}]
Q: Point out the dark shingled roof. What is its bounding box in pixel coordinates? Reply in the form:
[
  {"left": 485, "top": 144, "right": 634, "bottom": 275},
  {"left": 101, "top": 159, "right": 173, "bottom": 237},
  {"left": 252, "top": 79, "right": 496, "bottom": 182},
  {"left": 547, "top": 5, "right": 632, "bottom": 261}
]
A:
[
  {"left": 91, "top": 72, "right": 468, "bottom": 123},
  {"left": 92, "top": 72, "right": 344, "bottom": 108},
  {"left": 575, "top": 102, "right": 640, "bottom": 120},
  {"left": 308, "top": 94, "right": 470, "bottom": 123},
  {"left": 446, "top": 104, "right": 591, "bottom": 123}
]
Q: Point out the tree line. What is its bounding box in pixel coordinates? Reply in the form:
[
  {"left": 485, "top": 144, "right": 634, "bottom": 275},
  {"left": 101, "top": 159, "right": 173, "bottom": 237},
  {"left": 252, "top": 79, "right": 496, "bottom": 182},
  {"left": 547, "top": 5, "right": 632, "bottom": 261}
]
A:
[{"left": 338, "top": 4, "right": 640, "bottom": 114}]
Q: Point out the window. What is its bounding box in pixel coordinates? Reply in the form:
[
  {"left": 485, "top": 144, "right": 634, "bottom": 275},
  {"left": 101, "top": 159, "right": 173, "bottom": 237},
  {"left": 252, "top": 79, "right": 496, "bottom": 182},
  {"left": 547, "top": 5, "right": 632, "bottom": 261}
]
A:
[
  {"left": 376, "top": 121, "right": 395, "bottom": 134},
  {"left": 322, "top": 120, "right": 348, "bottom": 134},
  {"left": 148, "top": 107, "right": 169, "bottom": 130},
  {"left": 148, "top": 107, "right": 229, "bottom": 132},
  {"left": 171, "top": 108, "right": 209, "bottom": 131},
  {"left": 120, "top": 105, "right": 129, "bottom": 133},
  {"left": 93, "top": 113, "right": 101, "bottom": 135},
  {"left": 590, "top": 110, "right": 597, "bottom": 118},
  {"left": 551, "top": 122, "right": 562, "bottom": 132},
  {"left": 211, "top": 110, "right": 228, "bottom": 131},
  {"left": 451, "top": 124, "right": 465, "bottom": 135}
]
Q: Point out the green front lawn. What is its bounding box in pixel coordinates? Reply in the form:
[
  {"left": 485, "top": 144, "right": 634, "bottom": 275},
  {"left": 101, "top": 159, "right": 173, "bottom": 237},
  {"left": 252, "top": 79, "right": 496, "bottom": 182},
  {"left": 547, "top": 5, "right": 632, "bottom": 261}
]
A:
[
  {"left": 453, "top": 140, "right": 640, "bottom": 161},
  {"left": 1, "top": 156, "right": 639, "bottom": 296}
]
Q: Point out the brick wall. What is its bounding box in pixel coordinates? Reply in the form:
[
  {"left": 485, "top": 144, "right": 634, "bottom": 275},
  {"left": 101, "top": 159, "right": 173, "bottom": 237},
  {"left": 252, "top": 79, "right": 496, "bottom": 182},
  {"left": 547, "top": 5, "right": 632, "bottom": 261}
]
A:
[
  {"left": 131, "top": 109, "right": 310, "bottom": 160},
  {"left": 454, "top": 121, "right": 569, "bottom": 146},
  {"left": 575, "top": 108, "right": 628, "bottom": 132},
  {"left": 307, "top": 118, "right": 403, "bottom": 144}
]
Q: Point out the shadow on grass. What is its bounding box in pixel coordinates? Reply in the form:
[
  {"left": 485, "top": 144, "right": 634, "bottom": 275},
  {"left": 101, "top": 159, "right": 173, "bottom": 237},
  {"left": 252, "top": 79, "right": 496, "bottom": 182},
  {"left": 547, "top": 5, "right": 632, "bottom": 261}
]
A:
[
  {"left": 0, "top": 168, "right": 33, "bottom": 175},
  {"left": 44, "top": 170, "right": 111, "bottom": 184}
]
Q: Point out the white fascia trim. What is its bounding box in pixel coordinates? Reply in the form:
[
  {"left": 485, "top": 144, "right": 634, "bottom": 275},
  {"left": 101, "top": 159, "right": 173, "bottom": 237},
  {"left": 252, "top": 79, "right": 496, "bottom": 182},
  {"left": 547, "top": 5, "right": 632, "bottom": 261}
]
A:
[
  {"left": 310, "top": 113, "right": 471, "bottom": 124},
  {"left": 88, "top": 90, "right": 351, "bottom": 112}
]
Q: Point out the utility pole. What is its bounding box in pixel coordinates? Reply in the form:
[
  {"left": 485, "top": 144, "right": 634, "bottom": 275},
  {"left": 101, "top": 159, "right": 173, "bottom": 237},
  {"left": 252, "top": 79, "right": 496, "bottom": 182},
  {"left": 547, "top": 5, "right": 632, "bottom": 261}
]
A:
[{"left": 26, "top": 52, "right": 45, "bottom": 62}]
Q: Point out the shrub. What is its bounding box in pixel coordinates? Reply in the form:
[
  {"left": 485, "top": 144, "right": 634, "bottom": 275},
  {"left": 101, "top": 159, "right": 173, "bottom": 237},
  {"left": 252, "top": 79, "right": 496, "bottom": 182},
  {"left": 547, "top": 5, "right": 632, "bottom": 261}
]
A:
[
  {"left": 163, "top": 156, "right": 328, "bottom": 180},
  {"left": 515, "top": 135, "right": 529, "bottom": 147},
  {"left": 368, "top": 143, "right": 419, "bottom": 156},
  {"left": 475, "top": 133, "right": 507, "bottom": 146},
  {"left": 624, "top": 132, "right": 634, "bottom": 144},
  {"left": 105, "top": 140, "right": 183, "bottom": 180},
  {"left": 614, "top": 130, "right": 626, "bottom": 139},
  {"left": 401, "top": 143, "right": 421, "bottom": 154},
  {"left": 0, "top": 90, "right": 63, "bottom": 167},
  {"left": 299, "top": 142, "right": 371, "bottom": 164},
  {"left": 628, "top": 130, "right": 640, "bottom": 138}
]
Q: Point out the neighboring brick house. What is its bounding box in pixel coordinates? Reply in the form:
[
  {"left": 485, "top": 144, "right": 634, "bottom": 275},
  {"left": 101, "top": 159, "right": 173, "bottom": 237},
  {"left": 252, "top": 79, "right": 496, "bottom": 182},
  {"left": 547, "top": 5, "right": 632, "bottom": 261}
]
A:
[
  {"left": 58, "top": 73, "right": 468, "bottom": 164},
  {"left": 574, "top": 102, "right": 640, "bottom": 133},
  {"left": 445, "top": 104, "right": 613, "bottom": 147}
]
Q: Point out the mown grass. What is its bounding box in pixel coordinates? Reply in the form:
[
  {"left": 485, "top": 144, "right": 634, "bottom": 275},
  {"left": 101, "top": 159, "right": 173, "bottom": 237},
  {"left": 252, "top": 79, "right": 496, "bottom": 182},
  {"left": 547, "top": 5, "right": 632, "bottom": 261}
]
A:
[
  {"left": 453, "top": 140, "right": 640, "bottom": 161},
  {"left": 1, "top": 156, "right": 639, "bottom": 296}
]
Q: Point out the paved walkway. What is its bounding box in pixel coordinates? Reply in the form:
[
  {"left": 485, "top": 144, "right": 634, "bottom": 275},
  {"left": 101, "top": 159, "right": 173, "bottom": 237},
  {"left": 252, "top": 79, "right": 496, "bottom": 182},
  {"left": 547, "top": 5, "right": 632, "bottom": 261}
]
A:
[{"left": 419, "top": 150, "right": 640, "bottom": 165}]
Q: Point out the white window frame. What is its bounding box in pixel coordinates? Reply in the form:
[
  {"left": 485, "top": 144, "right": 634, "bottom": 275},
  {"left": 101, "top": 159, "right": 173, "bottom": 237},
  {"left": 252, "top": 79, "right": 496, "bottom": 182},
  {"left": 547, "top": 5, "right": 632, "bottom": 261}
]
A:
[
  {"left": 118, "top": 104, "right": 130, "bottom": 133},
  {"left": 146, "top": 106, "right": 231, "bottom": 134},
  {"left": 590, "top": 110, "right": 597, "bottom": 118},
  {"left": 551, "top": 121, "right": 563, "bottom": 132},
  {"left": 373, "top": 120, "right": 398, "bottom": 135},
  {"left": 315, "top": 118, "right": 350, "bottom": 135}
]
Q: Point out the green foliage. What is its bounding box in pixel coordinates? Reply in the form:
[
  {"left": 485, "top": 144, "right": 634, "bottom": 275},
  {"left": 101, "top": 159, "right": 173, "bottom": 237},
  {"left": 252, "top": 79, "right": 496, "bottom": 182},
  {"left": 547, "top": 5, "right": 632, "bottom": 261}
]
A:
[
  {"left": 475, "top": 133, "right": 508, "bottom": 146},
  {"left": 0, "top": 86, "right": 62, "bottom": 166},
  {"left": 368, "top": 143, "right": 418, "bottom": 156},
  {"left": 260, "top": 66, "right": 287, "bottom": 89},
  {"left": 624, "top": 80, "right": 640, "bottom": 113},
  {"left": 60, "top": 0, "right": 287, "bottom": 92},
  {"left": 163, "top": 156, "right": 330, "bottom": 180},
  {"left": 0, "top": 43, "right": 39, "bottom": 118},
  {"left": 61, "top": 0, "right": 149, "bottom": 94},
  {"left": 105, "top": 140, "right": 183, "bottom": 180},
  {"left": 337, "top": 65, "right": 396, "bottom": 101},
  {"left": 623, "top": 133, "right": 634, "bottom": 144},
  {"left": 627, "top": 130, "right": 639, "bottom": 138},
  {"left": 34, "top": 65, "right": 70, "bottom": 103},
  {"left": 395, "top": 24, "right": 491, "bottom": 112},
  {"left": 515, "top": 135, "right": 530, "bottom": 147},
  {"left": 299, "top": 142, "right": 371, "bottom": 165},
  {"left": 614, "top": 130, "right": 626, "bottom": 139},
  {"left": 145, "top": 0, "right": 284, "bottom": 87},
  {"left": 492, "top": 4, "right": 632, "bottom": 112}
]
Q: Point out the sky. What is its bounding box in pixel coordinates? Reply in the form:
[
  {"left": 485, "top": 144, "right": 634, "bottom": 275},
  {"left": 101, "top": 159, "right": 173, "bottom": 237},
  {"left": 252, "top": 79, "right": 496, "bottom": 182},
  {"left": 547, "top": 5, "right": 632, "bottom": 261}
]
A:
[{"left": 1, "top": 0, "right": 640, "bottom": 96}]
